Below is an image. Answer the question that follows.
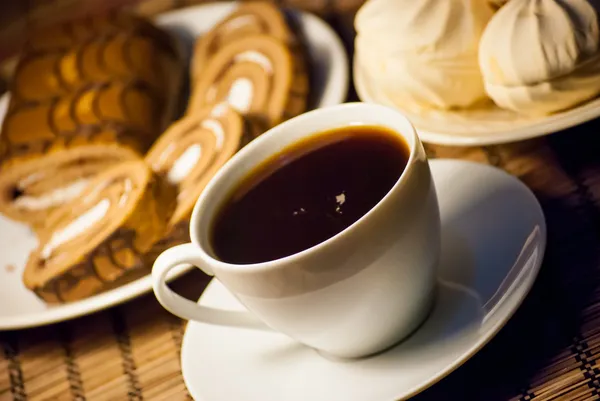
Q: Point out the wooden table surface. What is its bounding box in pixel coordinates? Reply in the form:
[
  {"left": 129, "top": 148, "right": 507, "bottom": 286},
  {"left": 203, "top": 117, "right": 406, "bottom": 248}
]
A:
[{"left": 3, "top": 1, "right": 600, "bottom": 400}]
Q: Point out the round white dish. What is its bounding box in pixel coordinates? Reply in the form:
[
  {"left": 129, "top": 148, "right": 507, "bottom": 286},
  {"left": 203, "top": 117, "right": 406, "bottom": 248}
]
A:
[
  {"left": 354, "top": 57, "right": 600, "bottom": 147},
  {"left": 0, "top": 4, "right": 348, "bottom": 330},
  {"left": 181, "top": 159, "right": 546, "bottom": 401}
]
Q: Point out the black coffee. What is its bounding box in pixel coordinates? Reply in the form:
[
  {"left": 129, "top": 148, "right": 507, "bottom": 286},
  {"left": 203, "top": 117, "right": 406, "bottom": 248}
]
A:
[{"left": 210, "top": 125, "right": 410, "bottom": 264}]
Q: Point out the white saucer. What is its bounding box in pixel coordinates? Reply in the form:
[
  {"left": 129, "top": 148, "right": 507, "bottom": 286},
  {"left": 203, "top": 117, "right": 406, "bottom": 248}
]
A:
[
  {"left": 354, "top": 57, "right": 600, "bottom": 147},
  {"left": 0, "top": 4, "right": 348, "bottom": 330},
  {"left": 180, "top": 159, "right": 547, "bottom": 401}
]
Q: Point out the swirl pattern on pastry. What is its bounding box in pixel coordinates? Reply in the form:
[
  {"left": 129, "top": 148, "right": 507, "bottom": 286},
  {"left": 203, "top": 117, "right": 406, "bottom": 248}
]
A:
[
  {"left": 23, "top": 160, "right": 175, "bottom": 303},
  {"left": 146, "top": 102, "right": 244, "bottom": 228},
  {"left": 191, "top": 1, "right": 294, "bottom": 84},
  {"left": 189, "top": 34, "right": 308, "bottom": 135},
  {"left": 0, "top": 10, "right": 183, "bottom": 228},
  {"left": 0, "top": 80, "right": 170, "bottom": 227}
]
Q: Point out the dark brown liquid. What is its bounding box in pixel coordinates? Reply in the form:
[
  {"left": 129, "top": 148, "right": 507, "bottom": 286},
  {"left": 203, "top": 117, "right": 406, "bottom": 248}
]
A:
[{"left": 210, "top": 125, "right": 410, "bottom": 264}]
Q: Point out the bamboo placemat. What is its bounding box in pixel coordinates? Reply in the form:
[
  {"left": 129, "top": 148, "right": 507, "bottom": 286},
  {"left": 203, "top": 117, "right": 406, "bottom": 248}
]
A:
[{"left": 3, "top": 2, "right": 600, "bottom": 400}]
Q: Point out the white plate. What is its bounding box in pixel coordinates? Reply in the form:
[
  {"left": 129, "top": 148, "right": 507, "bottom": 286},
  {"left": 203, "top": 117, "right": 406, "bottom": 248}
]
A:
[
  {"left": 354, "top": 57, "right": 600, "bottom": 147},
  {"left": 0, "top": 4, "right": 348, "bottom": 330},
  {"left": 181, "top": 159, "right": 546, "bottom": 401}
]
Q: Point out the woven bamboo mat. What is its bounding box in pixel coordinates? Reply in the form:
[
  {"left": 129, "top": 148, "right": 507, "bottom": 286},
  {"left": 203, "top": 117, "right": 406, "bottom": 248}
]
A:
[{"left": 3, "top": 1, "right": 600, "bottom": 400}]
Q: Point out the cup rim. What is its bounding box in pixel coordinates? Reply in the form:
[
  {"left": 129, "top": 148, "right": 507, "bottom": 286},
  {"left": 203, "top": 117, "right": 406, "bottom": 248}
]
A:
[{"left": 189, "top": 102, "right": 419, "bottom": 272}]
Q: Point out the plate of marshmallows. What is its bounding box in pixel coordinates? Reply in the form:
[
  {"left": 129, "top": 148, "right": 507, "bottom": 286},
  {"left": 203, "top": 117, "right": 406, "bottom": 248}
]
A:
[{"left": 354, "top": 0, "right": 600, "bottom": 146}]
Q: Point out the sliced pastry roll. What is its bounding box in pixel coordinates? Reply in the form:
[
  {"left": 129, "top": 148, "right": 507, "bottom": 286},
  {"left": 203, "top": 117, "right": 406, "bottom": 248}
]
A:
[
  {"left": 146, "top": 103, "right": 244, "bottom": 231},
  {"left": 189, "top": 33, "right": 308, "bottom": 137},
  {"left": 0, "top": 80, "right": 168, "bottom": 227},
  {"left": 191, "top": 1, "right": 294, "bottom": 83},
  {"left": 12, "top": 31, "right": 179, "bottom": 104},
  {"left": 23, "top": 160, "right": 174, "bottom": 303}
]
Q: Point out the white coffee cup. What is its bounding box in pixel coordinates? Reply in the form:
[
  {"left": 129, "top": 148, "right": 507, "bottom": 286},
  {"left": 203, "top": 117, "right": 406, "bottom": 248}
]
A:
[{"left": 152, "top": 102, "right": 440, "bottom": 359}]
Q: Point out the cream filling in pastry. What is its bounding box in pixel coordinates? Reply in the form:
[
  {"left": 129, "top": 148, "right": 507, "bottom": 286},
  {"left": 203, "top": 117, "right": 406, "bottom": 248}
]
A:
[
  {"left": 202, "top": 119, "right": 225, "bottom": 148},
  {"left": 19, "top": 172, "right": 46, "bottom": 187},
  {"left": 226, "top": 78, "right": 255, "bottom": 113},
  {"left": 235, "top": 51, "right": 273, "bottom": 73},
  {"left": 152, "top": 143, "right": 176, "bottom": 170},
  {"left": 118, "top": 179, "right": 132, "bottom": 207},
  {"left": 168, "top": 145, "right": 203, "bottom": 184},
  {"left": 223, "top": 15, "right": 257, "bottom": 31},
  {"left": 41, "top": 198, "right": 110, "bottom": 259},
  {"left": 207, "top": 51, "right": 274, "bottom": 114},
  {"left": 14, "top": 179, "right": 88, "bottom": 211},
  {"left": 166, "top": 119, "right": 225, "bottom": 184}
]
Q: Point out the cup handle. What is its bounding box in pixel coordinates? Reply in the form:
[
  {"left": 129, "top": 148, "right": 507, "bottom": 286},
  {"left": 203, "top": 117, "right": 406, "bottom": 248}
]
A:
[{"left": 152, "top": 243, "right": 268, "bottom": 331}]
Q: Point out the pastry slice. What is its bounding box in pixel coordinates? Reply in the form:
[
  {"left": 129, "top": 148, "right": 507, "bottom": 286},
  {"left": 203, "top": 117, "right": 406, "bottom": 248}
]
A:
[
  {"left": 0, "top": 144, "right": 129, "bottom": 229},
  {"left": 146, "top": 102, "right": 244, "bottom": 230},
  {"left": 0, "top": 80, "right": 166, "bottom": 227},
  {"left": 23, "top": 160, "right": 175, "bottom": 303},
  {"left": 144, "top": 103, "right": 244, "bottom": 261},
  {"left": 11, "top": 52, "right": 71, "bottom": 102},
  {"left": 188, "top": 33, "right": 308, "bottom": 137},
  {"left": 191, "top": 1, "right": 294, "bottom": 83}
]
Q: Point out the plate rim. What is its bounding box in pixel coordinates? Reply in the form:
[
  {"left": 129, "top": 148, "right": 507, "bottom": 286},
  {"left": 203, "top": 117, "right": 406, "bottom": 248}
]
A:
[
  {"left": 353, "top": 55, "right": 600, "bottom": 147},
  {"left": 0, "top": 2, "right": 349, "bottom": 330},
  {"left": 180, "top": 158, "right": 547, "bottom": 401}
]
